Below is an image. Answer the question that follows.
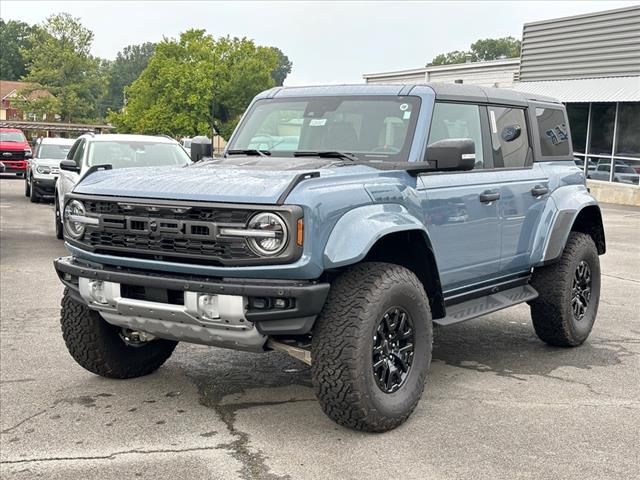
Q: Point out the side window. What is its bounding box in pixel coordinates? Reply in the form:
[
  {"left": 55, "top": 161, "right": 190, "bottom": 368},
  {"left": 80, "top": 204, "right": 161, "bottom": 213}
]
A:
[
  {"left": 428, "top": 103, "right": 484, "bottom": 169},
  {"left": 536, "top": 107, "right": 570, "bottom": 157},
  {"left": 72, "top": 139, "right": 86, "bottom": 167},
  {"left": 66, "top": 139, "right": 81, "bottom": 161},
  {"left": 488, "top": 106, "right": 530, "bottom": 168}
]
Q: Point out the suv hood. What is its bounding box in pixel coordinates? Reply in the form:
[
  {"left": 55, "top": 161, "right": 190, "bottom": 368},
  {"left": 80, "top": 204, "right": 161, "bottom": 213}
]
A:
[
  {"left": 33, "top": 158, "right": 62, "bottom": 167},
  {"left": 0, "top": 141, "right": 29, "bottom": 151},
  {"left": 73, "top": 157, "right": 358, "bottom": 204}
]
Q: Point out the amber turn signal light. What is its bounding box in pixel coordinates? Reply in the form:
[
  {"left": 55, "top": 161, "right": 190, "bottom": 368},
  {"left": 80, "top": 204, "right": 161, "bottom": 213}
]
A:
[{"left": 296, "top": 218, "right": 304, "bottom": 246}]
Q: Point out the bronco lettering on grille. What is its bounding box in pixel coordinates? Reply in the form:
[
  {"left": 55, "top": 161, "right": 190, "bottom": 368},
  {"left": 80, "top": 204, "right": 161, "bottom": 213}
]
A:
[{"left": 97, "top": 214, "right": 217, "bottom": 239}]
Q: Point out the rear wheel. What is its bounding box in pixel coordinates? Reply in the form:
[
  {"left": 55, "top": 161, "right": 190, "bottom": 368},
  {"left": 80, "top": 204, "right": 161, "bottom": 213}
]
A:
[
  {"left": 311, "top": 262, "right": 432, "bottom": 432},
  {"left": 530, "top": 232, "right": 601, "bottom": 347},
  {"left": 60, "top": 289, "right": 178, "bottom": 378}
]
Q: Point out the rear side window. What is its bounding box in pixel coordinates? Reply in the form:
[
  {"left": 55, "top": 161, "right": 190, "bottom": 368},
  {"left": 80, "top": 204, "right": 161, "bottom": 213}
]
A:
[
  {"left": 536, "top": 107, "right": 570, "bottom": 157},
  {"left": 488, "top": 106, "right": 530, "bottom": 168}
]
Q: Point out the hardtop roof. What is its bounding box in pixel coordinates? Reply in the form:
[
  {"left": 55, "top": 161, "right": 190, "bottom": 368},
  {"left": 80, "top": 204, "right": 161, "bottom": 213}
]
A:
[{"left": 258, "top": 83, "right": 561, "bottom": 106}]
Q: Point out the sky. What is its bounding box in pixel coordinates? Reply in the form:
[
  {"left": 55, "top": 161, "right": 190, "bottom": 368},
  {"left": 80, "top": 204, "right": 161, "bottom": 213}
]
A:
[{"left": 1, "top": 1, "right": 637, "bottom": 85}]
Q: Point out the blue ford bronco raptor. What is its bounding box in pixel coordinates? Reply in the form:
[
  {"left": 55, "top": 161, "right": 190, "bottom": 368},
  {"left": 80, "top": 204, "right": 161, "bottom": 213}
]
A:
[{"left": 54, "top": 84, "right": 605, "bottom": 432}]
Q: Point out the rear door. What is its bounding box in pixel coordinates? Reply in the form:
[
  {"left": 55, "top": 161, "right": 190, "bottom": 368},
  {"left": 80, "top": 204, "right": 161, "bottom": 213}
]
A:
[
  {"left": 486, "top": 105, "right": 550, "bottom": 276},
  {"left": 417, "top": 102, "right": 502, "bottom": 292}
]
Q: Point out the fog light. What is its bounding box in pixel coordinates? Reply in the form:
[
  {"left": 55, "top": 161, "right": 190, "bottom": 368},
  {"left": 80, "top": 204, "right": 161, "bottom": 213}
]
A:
[
  {"left": 198, "top": 294, "right": 219, "bottom": 320},
  {"left": 273, "top": 298, "right": 288, "bottom": 309},
  {"left": 89, "top": 280, "right": 108, "bottom": 304}
]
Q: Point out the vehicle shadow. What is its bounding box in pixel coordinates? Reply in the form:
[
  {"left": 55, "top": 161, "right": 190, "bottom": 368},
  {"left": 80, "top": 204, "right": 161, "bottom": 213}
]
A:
[{"left": 173, "top": 308, "right": 634, "bottom": 412}]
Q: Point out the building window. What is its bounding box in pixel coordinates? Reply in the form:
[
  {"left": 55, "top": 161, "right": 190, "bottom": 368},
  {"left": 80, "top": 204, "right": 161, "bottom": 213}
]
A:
[
  {"left": 615, "top": 102, "right": 640, "bottom": 159},
  {"left": 589, "top": 103, "right": 616, "bottom": 155},
  {"left": 566, "top": 103, "right": 589, "bottom": 155}
]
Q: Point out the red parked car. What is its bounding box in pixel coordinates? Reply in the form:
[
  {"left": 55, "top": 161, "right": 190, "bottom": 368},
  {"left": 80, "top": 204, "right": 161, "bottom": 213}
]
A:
[{"left": 0, "top": 128, "right": 32, "bottom": 177}]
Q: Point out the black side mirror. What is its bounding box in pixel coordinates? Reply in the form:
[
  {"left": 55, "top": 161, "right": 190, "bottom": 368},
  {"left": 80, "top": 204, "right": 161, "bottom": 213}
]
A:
[
  {"left": 190, "top": 136, "right": 212, "bottom": 162},
  {"left": 60, "top": 159, "right": 80, "bottom": 173},
  {"left": 425, "top": 138, "right": 476, "bottom": 171}
]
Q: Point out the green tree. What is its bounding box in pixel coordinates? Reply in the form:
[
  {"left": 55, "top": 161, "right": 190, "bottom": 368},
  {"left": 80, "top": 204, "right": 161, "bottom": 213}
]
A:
[
  {"left": 269, "top": 47, "right": 292, "bottom": 86},
  {"left": 19, "top": 13, "right": 105, "bottom": 122},
  {"left": 109, "top": 30, "right": 284, "bottom": 139},
  {"left": 0, "top": 19, "right": 35, "bottom": 80},
  {"left": 101, "top": 42, "right": 155, "bottom": 115},
  {"left": 470, "top": 37, "right": 521, "bottom": 62},
  {"left": 430, "top": 50, "right": 469, "bottom": 66},
  {"left": 429, "top": 36, "right": 521, "bottom": 66}
]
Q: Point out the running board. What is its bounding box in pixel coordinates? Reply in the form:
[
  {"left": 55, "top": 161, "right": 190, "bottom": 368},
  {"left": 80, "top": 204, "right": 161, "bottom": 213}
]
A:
[{"left": 435, "top": 285, "right": 538, "bottom": 326}]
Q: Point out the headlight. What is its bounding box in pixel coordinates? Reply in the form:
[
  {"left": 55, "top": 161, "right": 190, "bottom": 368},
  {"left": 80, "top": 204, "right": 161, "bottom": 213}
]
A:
[
  {"left": 247, "top": 212, "right": 288, "bottom": 256},
  {"left": 64, "top": 200, "right": 87, "bottom": 239},
  {"left": 36, "top": 165, "right": 51, "bottom": 174}
]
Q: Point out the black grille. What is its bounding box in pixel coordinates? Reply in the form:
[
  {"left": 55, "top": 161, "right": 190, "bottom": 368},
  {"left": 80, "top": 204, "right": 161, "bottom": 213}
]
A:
[
  {"left": 77, "top": 199, "right": 259, "bottom": 265},
  {"left": 0, "top": 150, "right": 27, "bottom": 160},
  {"left": 86, "top": 231, "right": 256, "bottom": 261},
  {"left": 84, "top": 200, "right": 253, "bottom": 223}
]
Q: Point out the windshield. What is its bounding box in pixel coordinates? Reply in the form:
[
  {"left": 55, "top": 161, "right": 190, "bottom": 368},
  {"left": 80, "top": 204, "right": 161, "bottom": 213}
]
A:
[
  {"left": 229, "top": 96, "right": 421, "bottom": 161},
  {"left": 86, "top": 141, "right": 191, "bottom": 168},
  {"left": 37, "top": 144, "right": 72, "bottom": 160},
  {"left": 0, "top": 131, "right": 27, "bottom": 143}
]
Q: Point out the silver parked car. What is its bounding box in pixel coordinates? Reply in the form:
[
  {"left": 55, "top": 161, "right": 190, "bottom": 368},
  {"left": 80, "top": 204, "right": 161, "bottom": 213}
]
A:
[
  {"left": 54, "top": 133, "right": 192, "bottom": 239},
  {"left": 25, "top": 137, "right": 76, "bottom": 203},
  {"left": 587, "top": 162, "right": 640, "bottom": 185}
]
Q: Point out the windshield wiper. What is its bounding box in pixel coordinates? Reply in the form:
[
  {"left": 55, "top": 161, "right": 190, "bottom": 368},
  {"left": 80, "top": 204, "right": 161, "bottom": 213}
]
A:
[
  {"left": 293, "top": 151, "right": 358, "bottom": 162},
  {"left": 226, "top": 149, "right": 271, "bottom": 157}
]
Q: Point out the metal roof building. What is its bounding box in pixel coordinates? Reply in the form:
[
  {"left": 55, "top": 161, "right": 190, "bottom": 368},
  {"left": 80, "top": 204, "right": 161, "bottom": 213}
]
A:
[{"left": 513, "top": 6, "right": 640, "bottom": 185}]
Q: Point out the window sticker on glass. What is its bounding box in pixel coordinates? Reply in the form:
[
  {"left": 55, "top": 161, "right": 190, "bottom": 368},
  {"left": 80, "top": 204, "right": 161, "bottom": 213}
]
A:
[
  {"left": 403, "top": 111, "right": 411, "bottom": 120},
  {"left": 399, "top": 103, "right": 409, "bottom": 111},
  {"left": 489, "top": 110, "right": 498, "bottom": 134},
  {"left": 309, "top": 118, "right": 327, "bottom": 126}
]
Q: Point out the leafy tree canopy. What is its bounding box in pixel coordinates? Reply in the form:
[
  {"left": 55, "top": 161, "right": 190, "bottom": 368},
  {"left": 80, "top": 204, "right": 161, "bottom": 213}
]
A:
[
  {"left": 19, "top": 13, "right": 105, "bottom": 122},
  {"left": 0, "top": 19, "right": 34, "bottom": 80},
  {"left": 109, "top": 30, "right": 283, "bottom": 139},
  {"left": 100, "top": 42, "right": 156, "bottom": 115},
  {"left": 429, "top": 36, "right": 521, "bottom": 66}
]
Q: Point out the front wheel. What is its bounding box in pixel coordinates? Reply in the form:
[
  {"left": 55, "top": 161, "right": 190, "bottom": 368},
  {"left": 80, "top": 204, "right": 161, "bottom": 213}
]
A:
[
  {"left": 24, "top": 176, "right": 31, "bottom": 197},
  {"left": 530, "top": 232, "right": 601, "bottom": 347},
  {"left": 60, "top": 289, "right": 178, "bottom": 378},
  {"left": 311, "top": 262, "right": 433, "bottom": 432},
  {"left": 29, "top": 177, "right": 40, "bottom": 203}
]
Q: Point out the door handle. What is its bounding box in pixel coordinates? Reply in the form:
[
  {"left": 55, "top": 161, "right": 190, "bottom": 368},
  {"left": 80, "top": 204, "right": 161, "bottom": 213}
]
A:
[
  {"left": 479, "top": 190, "right": 500, "bottom": 203},
  {"left": 531, "top": 185, "right": 549, "bottom": 197}
]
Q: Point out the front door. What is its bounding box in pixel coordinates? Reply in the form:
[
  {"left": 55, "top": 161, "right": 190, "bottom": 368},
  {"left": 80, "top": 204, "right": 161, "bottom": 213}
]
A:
[{"left": 417, "top": 102, "right": 502, "bottom": 292}]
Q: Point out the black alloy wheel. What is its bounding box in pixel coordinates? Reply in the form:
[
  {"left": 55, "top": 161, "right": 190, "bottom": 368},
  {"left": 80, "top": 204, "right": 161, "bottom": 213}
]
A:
[{"left": 372, "top": 307, "right": 415, "bottom": 393}]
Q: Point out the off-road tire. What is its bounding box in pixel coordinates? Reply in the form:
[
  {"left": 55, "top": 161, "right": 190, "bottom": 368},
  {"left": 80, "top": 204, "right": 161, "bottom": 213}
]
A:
[
  {"left": 29, "top": 177, "right": 40, "bottom": 203},
  {"left": 311, "top": 262, "right": 432, "bottom": 432},
  {"left": 24, "top": 177, "right": 30, "bottom": 197},
  {"left": 54, "top": 195, "right": 63, "bottom": 239},
  {"left": 60, "top": 288, "right": 178, "bottom": 378},
  {"left": 530, "top": 232, "right": 600, "bottom": 347}
]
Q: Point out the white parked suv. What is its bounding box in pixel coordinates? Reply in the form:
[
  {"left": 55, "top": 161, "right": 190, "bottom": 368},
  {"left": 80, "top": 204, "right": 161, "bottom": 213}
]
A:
[
  {"left": 54, "top": 133, "right": 192, "bottom": 239},
  {"left": 25, "top": 137, "right": 76, "bottom": 203}
]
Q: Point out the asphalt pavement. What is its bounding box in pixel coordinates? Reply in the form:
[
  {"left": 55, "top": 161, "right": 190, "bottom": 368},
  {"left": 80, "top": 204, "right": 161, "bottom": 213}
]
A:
[{"left": 1, "top": 175, "right": 639, "bottom": 479}]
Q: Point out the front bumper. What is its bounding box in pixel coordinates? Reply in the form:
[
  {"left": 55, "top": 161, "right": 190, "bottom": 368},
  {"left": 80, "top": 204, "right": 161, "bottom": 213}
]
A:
[
  {"left": 3, "top": 160, "right": 27, "bottom": 173},
  {"left": 54, "top": 256, "right": 330, "bottom": 349},
  {"left": 31, "top": 176, "right": 57, "bottom": 194}
]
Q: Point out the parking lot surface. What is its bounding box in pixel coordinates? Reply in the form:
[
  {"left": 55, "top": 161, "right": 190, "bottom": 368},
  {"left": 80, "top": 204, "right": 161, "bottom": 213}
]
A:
[{"left": 1, "top": 176, "right": 639, "bottom": 480}]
